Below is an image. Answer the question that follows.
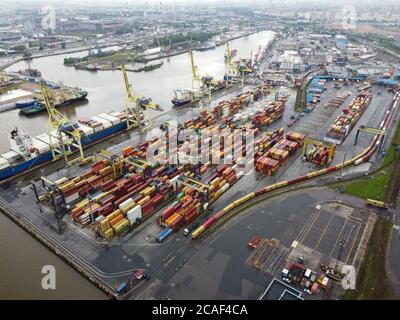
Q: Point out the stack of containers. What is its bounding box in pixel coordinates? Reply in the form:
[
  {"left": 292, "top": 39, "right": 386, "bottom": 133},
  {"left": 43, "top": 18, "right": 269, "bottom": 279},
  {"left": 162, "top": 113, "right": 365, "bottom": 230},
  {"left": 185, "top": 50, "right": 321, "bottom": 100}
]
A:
[
  {"left": 274, "top": 139, "right": 298, "bottom": 155},
  {"left": 255, "top": 156, "right": 280, "bottom": 176},
  {"left": 211, "top": 83, "right": 269, "bottom": 117},
  {"left": 159, "top": 163, "right": 244, "bottom": 233},
  {"left": 267, "top": 148, "right": 289, "bottom": 165},
  {"left": 326, "top": 92, "right": 372, "bottom": 143},
  {"left": 78, "top": 117, "right": 103, "bottom": 132},
  {"left": 66, "top": 139, "right": 183, "bottom": 239},
  {"left": 286, "top": 131, "right": 306, "bottom": 146},
  {"left": 306, "top": 144, "right": 332, "bottom": 166},
  {"left": 252, "top": 99, "right": 285, "bottom": 127},
  {"left": 254, "top": 128, "right": 285, "bottom": 155}
]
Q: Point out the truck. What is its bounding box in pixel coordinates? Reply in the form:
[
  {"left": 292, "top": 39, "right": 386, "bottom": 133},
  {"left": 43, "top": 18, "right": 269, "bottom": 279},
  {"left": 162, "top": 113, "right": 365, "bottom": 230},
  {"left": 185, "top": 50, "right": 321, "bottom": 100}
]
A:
[
  {"left": 183, "top": 222, "right": 200, "bottom": 236},
  {"left": 155, "top": 228, "right": 173, "bottom": 243}
]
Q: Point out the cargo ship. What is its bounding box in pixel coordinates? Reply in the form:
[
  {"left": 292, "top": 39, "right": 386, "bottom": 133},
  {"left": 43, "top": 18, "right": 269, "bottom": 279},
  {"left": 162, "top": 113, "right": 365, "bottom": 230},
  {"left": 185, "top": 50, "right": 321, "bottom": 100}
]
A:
[
  {"left": 195, "top": 42, "right": 216, "bottom": 52},
  {"left": 171, "top": 89, "right": 200, "bottom": 107},
  {"left": 0, "top": 111, "right": 134, "bottom": 181},
  {"left": 75, "top": 64, "right": 98, "bottom": 72},
  {"left": 171, "top": 77, "right": 227, "bottom": 108},
  {"left": 132, "top": 61, "right": 163, "bottom": 72},
  {"left": 19, "top": 89, "right": 88, "bottom": 115},
  {"left": 18, "top": 68, "right": 41, "bottom": 78}
]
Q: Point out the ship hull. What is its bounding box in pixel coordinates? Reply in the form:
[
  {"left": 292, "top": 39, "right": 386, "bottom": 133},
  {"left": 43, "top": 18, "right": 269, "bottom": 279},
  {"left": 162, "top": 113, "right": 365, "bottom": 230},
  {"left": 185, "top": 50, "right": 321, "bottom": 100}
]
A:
[
  {"left": 171, "top": 98, "right": 192, "bottom": 107},
  {"left": 19, "top": 92, "right": 88, "bottom": 115},
  {"left": 0, "top": 120, "right": 128, "bottom": 181}
]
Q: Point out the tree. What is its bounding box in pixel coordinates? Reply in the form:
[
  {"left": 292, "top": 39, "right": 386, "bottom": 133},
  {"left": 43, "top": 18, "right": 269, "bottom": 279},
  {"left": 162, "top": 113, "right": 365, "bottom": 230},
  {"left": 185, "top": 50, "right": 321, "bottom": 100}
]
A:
[
  {"left": 61, "top": 41, "right": 66, "bottom": 49},
  {"left": 23, "top": 50, "right": 32, "bottom": 60}
]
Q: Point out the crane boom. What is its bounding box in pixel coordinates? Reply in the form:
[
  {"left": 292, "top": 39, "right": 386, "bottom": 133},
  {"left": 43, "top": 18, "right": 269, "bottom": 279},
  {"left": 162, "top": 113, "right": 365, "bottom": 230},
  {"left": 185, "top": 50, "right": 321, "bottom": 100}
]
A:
[{"left": 40, "top": 81, "right": 85, "bottom": 166}]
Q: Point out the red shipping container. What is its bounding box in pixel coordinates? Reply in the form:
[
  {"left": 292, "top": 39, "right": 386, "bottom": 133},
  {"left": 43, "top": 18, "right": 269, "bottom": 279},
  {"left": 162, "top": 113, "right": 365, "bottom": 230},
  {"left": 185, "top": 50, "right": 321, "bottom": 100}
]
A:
[
  {"left": 101, "top": 195, "right": 116, "bottom": 206},
  {"left": 162, "top": 206, "right": 176, "bottom": 220},
  {"left": 114, "top": 194, "right": 131, "bottom": 207},
  {"left": 171, "top": 214, "right": 184, "bottom": 231},
  {"left": 151, "top": 194, "right": 164, "bottom": 207},
  {"left": 141, "top": 202, "right": 154, "bottom": 220},
  {"left": 101, "top": 205, "right": 114, "bottom": 217}
]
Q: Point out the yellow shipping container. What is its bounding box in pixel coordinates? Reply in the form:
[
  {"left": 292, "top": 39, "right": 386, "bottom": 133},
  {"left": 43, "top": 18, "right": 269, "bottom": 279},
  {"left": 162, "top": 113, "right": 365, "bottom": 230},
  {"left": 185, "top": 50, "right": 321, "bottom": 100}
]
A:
[
  {"left": 76, "top": 198, "right": 89, "bottom": 209},
  {"left": 107, "top": 209, "right": 122, "bottom": 222},
  {"left": 104, "top": 228, "right": 114, "bottom": 240},
  {"left": 140, "top": 186, "right": 151, "bottom": 195},
  {"left": 121, "top": 202, "right": 137, "bottom": 214},
  {"left": 138, "top": 196, "right": 150, "bottom": 206},
  {"left": 143, "top": 186, "right": 156, "bottom": 197},
  {"left": 72, "top": 176, "right": 82, "bottom": 184},
  {"left": 100, "top": 219, "right": 110, "bottom": 233},
  {"left": 114, "top": 219, "right": 130, "bottom": 233},
  {"left": 214, "top": 189, "right": 223, "bottom": 199},
  {"left": 60, "top": 181, "right": 75, "bottom": 192}
]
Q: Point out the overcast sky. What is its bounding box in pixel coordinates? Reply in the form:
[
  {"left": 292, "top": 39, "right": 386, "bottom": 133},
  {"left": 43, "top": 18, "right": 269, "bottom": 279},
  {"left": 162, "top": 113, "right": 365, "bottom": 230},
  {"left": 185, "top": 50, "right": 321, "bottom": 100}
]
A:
[{"left": 3, "top": 0, "right": 400, "bottom": 7}]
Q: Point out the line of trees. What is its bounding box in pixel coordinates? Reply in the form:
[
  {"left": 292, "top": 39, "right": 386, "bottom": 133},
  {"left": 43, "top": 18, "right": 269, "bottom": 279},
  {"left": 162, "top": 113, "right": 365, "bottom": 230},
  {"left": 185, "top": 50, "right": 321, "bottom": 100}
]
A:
[{"left": 156, "top": 31, "right": 217, "bottom": 46}]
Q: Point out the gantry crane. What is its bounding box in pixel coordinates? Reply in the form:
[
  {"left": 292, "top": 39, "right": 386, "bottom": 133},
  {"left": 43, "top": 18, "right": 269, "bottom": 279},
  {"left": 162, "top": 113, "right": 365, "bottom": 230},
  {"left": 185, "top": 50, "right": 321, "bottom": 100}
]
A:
[
  {"left": 302, "top": 137, "right": 336, "bottom": 165},
  {"left": 177, "top": 175, "right": 209, "bottom": 210},
  {"left": 0, "top": 71, "right": 9, "bottom": 85},
  {"left": 40, "top": 81, "right": 85, "bottom": 166},
  {"left": 95, "top": 150, "right": 124, "bottom": 180},
  {"left": 354, "top": 125, "right": 386, "bottom": 149},
  {"left": 121, "top": 155, "right": 153, "bottom": 179},
  {"left": 188, "top": 48, "right": 211, "bottom": 106},
  {"left": 121, "top": 64, "right": 160, "bottom": 133},
  {"left": 224, "top": 42, "right": 239, "bottom": 87}
]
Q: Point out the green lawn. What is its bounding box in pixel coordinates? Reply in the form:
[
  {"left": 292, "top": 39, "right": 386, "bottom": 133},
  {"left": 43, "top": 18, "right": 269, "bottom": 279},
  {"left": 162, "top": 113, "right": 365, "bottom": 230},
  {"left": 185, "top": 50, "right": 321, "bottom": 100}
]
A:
[
  {"left": 383, "top": 145, "right": 396, "bottom": 167},
  {"left": 343, "top": 217, "right": 396, "bottom": 300},
  {"left": 341, "top": 173, "right": 389, "bottom": 201}
]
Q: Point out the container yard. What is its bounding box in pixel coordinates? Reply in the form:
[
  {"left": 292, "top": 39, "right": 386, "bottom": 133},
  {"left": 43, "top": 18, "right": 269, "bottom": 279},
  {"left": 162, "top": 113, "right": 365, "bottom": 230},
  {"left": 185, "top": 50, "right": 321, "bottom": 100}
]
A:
[
  {"left": 0, "top": 76, "right": 397, "bottom": 299},
  {"left": 1, "top": 5, "right": 400, "bottom": 302},
  {"left": 325, "top": 91, "right": 373, "bottom": 144}
]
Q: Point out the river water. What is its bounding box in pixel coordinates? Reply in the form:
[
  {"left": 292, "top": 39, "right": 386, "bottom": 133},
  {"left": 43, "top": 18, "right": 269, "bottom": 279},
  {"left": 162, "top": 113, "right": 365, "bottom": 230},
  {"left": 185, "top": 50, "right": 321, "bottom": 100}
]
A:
[
  {"left": 0, "top": 30, "right": 274, "bottom": 299},
  {"left": 1, "top": 30, "right": 275, "bottom": 153}
]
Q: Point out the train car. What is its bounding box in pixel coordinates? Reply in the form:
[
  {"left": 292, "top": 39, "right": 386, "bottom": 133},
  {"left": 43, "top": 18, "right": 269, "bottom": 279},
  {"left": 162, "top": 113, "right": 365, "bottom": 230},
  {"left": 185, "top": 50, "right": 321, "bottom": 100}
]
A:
[{"left": 366, "top": 199, "right": 388, "bottom": 209}]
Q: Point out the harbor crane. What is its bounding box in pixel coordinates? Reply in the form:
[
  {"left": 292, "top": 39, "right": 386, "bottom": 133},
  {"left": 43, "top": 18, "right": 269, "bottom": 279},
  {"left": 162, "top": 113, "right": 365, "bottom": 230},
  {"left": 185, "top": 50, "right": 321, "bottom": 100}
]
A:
[
  {"left": 354, "top": 125, "right": 386, "bottom": 150},
  {"left": 0, "top": 71, "right": 9, "bottom": 85},
  {"left": 225, "top": 42, "right": 239, "bottom": 87},
  {"left": 40, "top": 81, "right": 85, "bottom": 166},
  {"left": 121, "top": 64, "right": 160, "bottom": 133},
  {"left": 302, "top": 137, "right": 336, "bottom": 165},
  {"left": 188, "top": 48, "right": 211, "bottom": 106}
]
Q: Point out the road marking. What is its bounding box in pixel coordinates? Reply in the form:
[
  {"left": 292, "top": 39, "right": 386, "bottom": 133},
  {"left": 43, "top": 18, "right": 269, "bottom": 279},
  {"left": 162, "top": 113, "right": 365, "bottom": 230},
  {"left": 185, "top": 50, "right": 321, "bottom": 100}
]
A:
[
  {"left": 346, "top": 223, "right": 361, "bottom": 265},
  {"left": 297, "top": 206, "right": 322, "bottom": 244},
  {"left": 329, "top": 219, "right": 348, "bottom": 257},
  {"left": 315, "top": 213, "right": 335, "bottom": 251}
]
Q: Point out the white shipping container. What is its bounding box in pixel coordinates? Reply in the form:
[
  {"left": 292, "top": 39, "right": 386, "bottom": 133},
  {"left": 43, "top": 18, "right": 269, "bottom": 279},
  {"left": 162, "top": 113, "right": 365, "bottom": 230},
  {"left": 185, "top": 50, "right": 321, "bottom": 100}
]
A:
[
  {"left": 98, "top": 113, "right": 121, "bottom": 125},
  {"left": 169, "top": 175, "right": 180, "bottom": 185},
  {"left": 77, "top": 124, "right": 94, "bottom": 135},
  {"left": 93, "top": 125, "right": 104, "bottom": 132},
  {"left": 1, "top": 150, "right": 20, "bottom": 162},
  {"left": 65, "top": 192, "right": 80, "bottom": 204},
  {"left": 92, "top": 116, "right": 112, "bottom": 128},
  {"left": 127, "top": 205, "right": 142, "bottom": 224},
  {"left": 119, "top": 198, "right": 134, "bottom": 211},
  {"left": 32, "top": 138, "right": 51, "bottom": 152},
  {"left": 92, "top": 192, "right": 105, "bottom": 202},
  {"left": 221, "top": 183, "right": 229, "bottom": 192},
  {"left": 36, "top": 133, "right": 59, "bottom": 147},
  {"left": 0, "top": 157, "right": 9, "bottom": 170}
]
